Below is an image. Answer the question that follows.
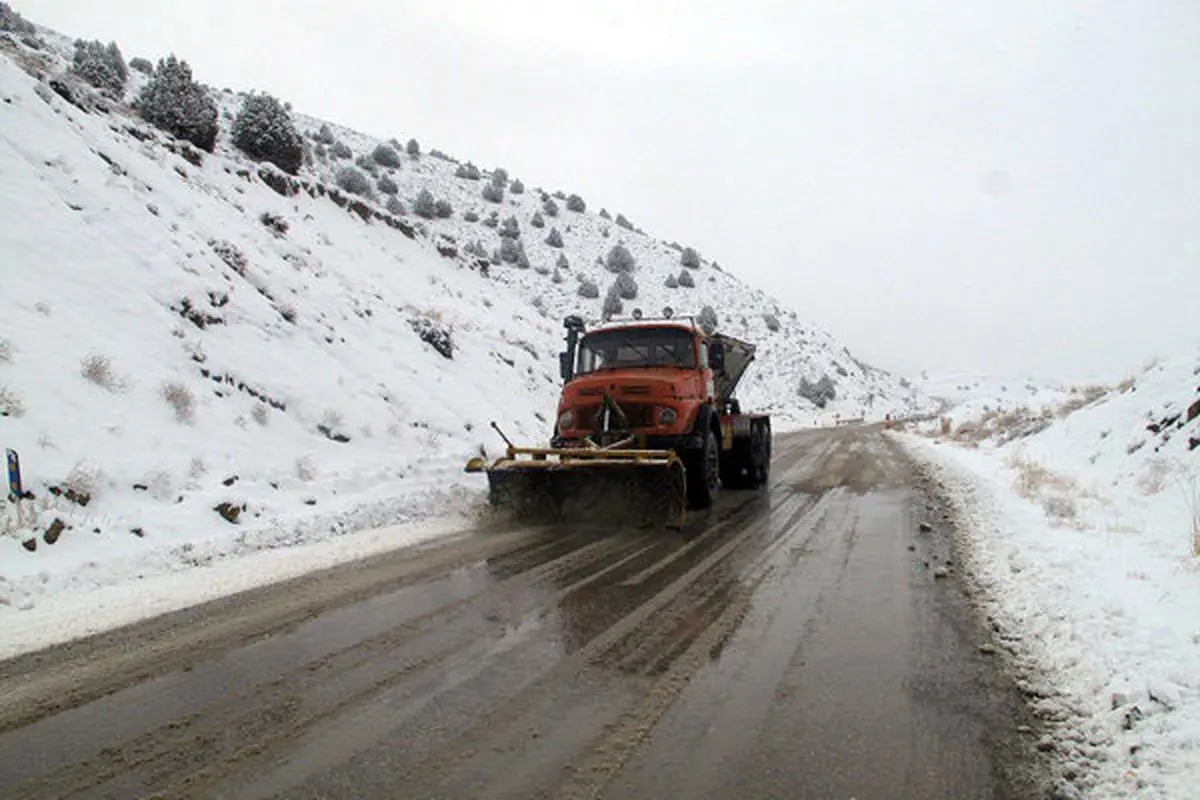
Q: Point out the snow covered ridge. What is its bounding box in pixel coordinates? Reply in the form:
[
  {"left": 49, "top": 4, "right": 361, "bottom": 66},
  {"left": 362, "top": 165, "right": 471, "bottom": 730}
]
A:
[
  {"left": 0, "top": 18, "right": 923, "bottom": 613},
  {"left": 898, "top": 349, "right": 1200, "bottom": 797}
]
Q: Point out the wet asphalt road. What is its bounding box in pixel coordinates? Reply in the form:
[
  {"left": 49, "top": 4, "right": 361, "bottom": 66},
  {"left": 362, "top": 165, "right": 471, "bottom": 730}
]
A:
[{"left": 0, "top": 426, "right": 1037, "bottom": 799}]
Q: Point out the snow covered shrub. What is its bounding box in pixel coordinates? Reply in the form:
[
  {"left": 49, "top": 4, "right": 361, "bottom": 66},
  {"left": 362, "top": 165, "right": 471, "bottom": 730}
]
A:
[
  {"left": 335, "top": 166, "right": 373, "bottom": 198},
  {"left": 566, "top": 193, "right": 586, "bottom": 212},
  {"left": 434, "top": 199, "right": 454, "bottom": 218},
  {"left": 681, "top": 246, "right": 701, "bottom": 269},
  {"left": 376, "top": 173, "right": 398, "bottom": 195},
  {"left": 500, "top": 236, "right": 521, "bottom": 263},
  {"left": 231, "top": 92, "right": 304, "bottom": 174},
  {"left": 385, "top": 195, "right": 405, "bottom": 215},
  {"left": 517, "top": 243, "right": 531, "bottom": 269},
  {"left": 295, "top": 455, "right": 317, "bottom": 482},
  {"left": 556, "top": 252, "right": 569, "bottom": 269},
  {"left": 162, "top": 381, "right": 195, "bottom": 423},
  {"left": 0, "top": 385, "right": 24, "bottom": 418},
  {"left": 330, "top": 140, "right": 352, "bottom": 159},
  {"left": 697, "top": 305, "right": 719, "bottom": 334},
  {"left": 128, "top": 56, "right": 152, "bottom": 75},
  {"left": 599, "top": 209, "right": 612, "bottom": 220},
  {"left": 542, "top": 197, "right": 558, "bottom": 217},
  {"left": 483, "top": 212, "right": 499, "bottom": 229},
  {"left": 602, "top": 285, "right": 623, "bottom": 318},
  {"left": 577, "top": 277, "right": 600, "bottom": 299},
  {"left": 677, "top": 268, "right": 695, "bottom": 288},
  {"left": 491, "top": 168, "right": 508, "bottom": 186},
  {"left": 797, "top": 375, "right": 837, "bottom": 408},
  {"left": 134, "top": 56, "right": 219, "bottom": 152},
  {"left": 372, "top": 142, "right": 401, "bottom": 168},
  {"left": 259, "top": 211, "right": 288, "bottom": 236},
  {"left": 406, "top": 137, "right": 420, "bottom": 156},
  {"left": 455, "top": 162, "right": 481, "bottom": 180},
  {"left": 551, "top": 268, "right": 564, "bottom": 284},
  {"left": 482, "top": 182, "right": 504, "bottom": 203},
  {"left": 412, "top": 189, "right": 437, "bottom": 218},
  {"left": 80, "top": 354, "right": 125, "bottom": 392},
  {"left": 463, "top": 210, "right": 480, "bottom": 222},
  {"left": 615, "top": 272, "right": 638, "bottom": 300},
  {"left": 530, "top": 211, "right": 545, "bottom": 228},
  {"left": 500, "top": 215, "right": 520, "bottom": 239},
  {"left": 312, "top": 123, "right": 335, "bottom": 144},
  {"left": 763, "top": 313, "right": 781, "bottom": 332},
  {"left": 616, "top": 213, "right": 633, "bottom": 230},
  {"left": 511, "top": 179, "right": 525, "bottom": 194},
  {"left": 605, "top": 243, "right": 636, "bottom": 273},
  {"left": 210, "top": 239, "right": 248, "bottom": 275},
  {"left": 354, "top": 153, "right": 379, "bottom": 175},
  {"left": 251, "top": 403, "right": 269, "bottom": 426},
  {"left": 0, "top": 3, "right": 35, "bottom": 33},
  {"left": 664, "top": 274, "right": 678, "bottom": 288},
  {"left": 410, "top": 317, "right": 453, "bottom": 359},
  {"left": 72, "top": 40, "right": 128, "bottom": 94}
]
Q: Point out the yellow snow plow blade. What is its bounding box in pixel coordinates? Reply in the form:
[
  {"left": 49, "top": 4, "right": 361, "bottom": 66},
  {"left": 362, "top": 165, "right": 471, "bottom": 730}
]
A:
[{"left": 466, "top": 443, "right": 687, "bottom": 529}]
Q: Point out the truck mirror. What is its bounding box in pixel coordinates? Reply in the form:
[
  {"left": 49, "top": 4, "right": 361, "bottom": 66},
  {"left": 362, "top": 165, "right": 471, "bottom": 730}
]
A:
[{"left": 559, "top": 351, "right": 573, "bottom": 382}]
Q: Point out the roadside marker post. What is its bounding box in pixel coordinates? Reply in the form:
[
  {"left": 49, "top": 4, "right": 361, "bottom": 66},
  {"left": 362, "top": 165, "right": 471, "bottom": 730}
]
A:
[{"left": 6, "top": 448, "right": 23, "bottom": 527}]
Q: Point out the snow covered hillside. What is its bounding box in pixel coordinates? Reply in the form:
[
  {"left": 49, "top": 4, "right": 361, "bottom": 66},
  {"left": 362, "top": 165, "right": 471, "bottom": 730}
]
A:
[
  {"left": 901, "top": 350, "right": 1200, "bottom": 797},
  {"left": 0, "top": 18, "right": 923, "bottom": 613}
]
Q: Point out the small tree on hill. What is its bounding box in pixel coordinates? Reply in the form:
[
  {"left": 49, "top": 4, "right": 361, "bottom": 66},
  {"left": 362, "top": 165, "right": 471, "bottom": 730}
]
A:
[
  {"left": 500, "top": 215, "right": 520, "bottom": 239},
  {"left": 482, "top": 182, "right": 504, "bottom": 203},
  {"left": 577, "top": 277, "right": 599, "bottom": 299},
  {"left": 434, "top": 199, "right": 454, "bottom": 218},
  {"left": 615, "top": 272, "right": 638, "bottom": 300},
  {"left": 605, "top": 243, "right": 636, "bottom": 273},
  {"left": 530, "top": 211, "right": 545, "bottom": 228},
  {"left": 72, "top": 40, "right": 128, "bottom": 94},
  {"left": 231, "top": 92, "right": 304, "bottom": 175},
  {"left": 386, "top": 196, "right": 405, "bottom": 215},
  {"left": 545, "top": 227, "right": 564, "bottom": 248},
  {"left": 129, "top": 56, "right": 153, "bottom": 75},
  {"left": 331, "top": 140, "right": 352, "bottom": 159},
  {"left": 335, "top": 166, "right": 373, "bottom": 197},
  {"left": 677, "top": 268, "right": 695, "bottom": 288},
  {"left": 697, "top": 305, "right": 719, "bottom": 334},
  {"left": 681, "top": 246, "right": 701, "bottom": 269},
  {"left": 413, "top": 189, "right": 437, "bottom": 219},
  {"left": 556, "top": 252, "right": 569, "bottom": 269},
  {"left": 376, "top": 173, "right": 398, "bottom": 195},
  {"left": 406, "top": 138, "right": 420, "bottom": 156},
  {"left": 542, "top": 197, "right": 558, "bottom": 217},
  {"left": 615, "top": 213, "right": 633, "bottom": 230},
  {"left": 566, "top": 193, "right": 586, "bottom": 212},
  {"left": 134, "top": 55, "right": 219, "bottom": 152},
  {"left": 602, "top": 285, "right": 623, "bottom": 317},
  {"left": 372, "top": 143, "right": 401, "bottom": 168},
  {"left": 511, "top": 179, "right": 525, "bottom": 194}
]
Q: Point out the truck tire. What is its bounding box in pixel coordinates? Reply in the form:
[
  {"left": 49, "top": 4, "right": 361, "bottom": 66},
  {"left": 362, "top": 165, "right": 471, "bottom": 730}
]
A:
[
  {"left": 747, "top": 422, "right": 770, "bottom": 489},
  {"left": 687, "top": 428, "right": 720, "bottom": 509}
]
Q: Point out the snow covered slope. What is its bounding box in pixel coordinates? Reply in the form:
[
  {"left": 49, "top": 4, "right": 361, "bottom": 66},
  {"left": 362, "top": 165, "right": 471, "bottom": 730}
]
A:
[
  {"left": 0, "top": 23, "right": 924, "bottom": 610},
  {"left": 903, "top": 349, "right": 1200, "bottom": 797}
]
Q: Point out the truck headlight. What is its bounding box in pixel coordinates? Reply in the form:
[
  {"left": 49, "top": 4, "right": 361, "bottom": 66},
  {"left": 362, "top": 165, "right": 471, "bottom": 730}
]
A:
[
  {"left": 658, "top": 407, "right": 678, "bottom": 426},
  {"left": 557, "top": 410, "right": 575, "bottom": 431}
]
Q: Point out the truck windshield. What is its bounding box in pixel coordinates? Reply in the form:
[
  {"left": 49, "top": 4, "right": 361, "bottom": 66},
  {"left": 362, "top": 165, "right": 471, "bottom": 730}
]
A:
[{"left": 576, "top": 328, "right": 697, "bottom": 374}]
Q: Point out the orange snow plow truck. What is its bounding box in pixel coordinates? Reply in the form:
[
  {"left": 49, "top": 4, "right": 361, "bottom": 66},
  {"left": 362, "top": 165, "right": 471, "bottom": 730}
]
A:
[{"left": 466, "top": 310, "right": 772, "bottom": 527}]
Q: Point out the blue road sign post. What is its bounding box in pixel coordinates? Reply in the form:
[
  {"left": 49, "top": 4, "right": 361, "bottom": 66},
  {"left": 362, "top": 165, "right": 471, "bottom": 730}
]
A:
[{"left": 5, "top": 449, "right": 20, "bottom": 502}]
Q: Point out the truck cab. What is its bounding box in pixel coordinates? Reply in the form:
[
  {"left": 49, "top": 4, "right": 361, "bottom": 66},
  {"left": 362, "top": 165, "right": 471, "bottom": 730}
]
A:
[{"left": 553, "top": 313, "right": 770, "bottom": 507}]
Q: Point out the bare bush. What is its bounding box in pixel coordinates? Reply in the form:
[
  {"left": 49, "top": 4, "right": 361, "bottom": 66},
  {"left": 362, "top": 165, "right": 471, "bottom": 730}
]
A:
[
  {"left": 81, "top": 354, "right": 125, "bottom": 392},
  {"left": 65, "top": 461, "right": 102, "bottom": 497},
  {"left": 0, "top": 385, "right": 24, "bottom": 417},
  {"left": 252, "top": 403, "right": 269, "bottom": 426},
  {"left": 161, "top": 381, "right": 195, "bottom": 423}
]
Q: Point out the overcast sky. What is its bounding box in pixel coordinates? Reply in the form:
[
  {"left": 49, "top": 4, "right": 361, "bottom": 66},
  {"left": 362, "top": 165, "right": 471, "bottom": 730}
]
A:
[{"left": 28, "top": 1, "right": 1200, "bottom": 382}]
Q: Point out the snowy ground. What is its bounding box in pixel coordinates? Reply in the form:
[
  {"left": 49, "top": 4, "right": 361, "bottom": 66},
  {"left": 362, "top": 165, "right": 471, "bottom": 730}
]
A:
[{"left": 897, "top": 349, "right": 1200, "bottom": 798}]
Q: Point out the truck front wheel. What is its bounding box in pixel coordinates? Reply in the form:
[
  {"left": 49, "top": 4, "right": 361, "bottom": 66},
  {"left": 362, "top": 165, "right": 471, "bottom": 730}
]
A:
[{"left": 687, "top": 428, "right": 720, "bottom": 509}]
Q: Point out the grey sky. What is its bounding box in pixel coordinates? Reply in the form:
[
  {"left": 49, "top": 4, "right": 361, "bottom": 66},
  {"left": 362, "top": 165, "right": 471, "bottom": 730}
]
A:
[{"left": 29, "top": 1, "right": 1200, "bottom": 381}]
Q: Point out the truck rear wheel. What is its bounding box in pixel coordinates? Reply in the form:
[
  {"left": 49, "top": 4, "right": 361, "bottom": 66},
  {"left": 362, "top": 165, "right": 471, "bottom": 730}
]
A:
[{"left": 687, "top": 428, "right": 720, "bottom": 508}]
